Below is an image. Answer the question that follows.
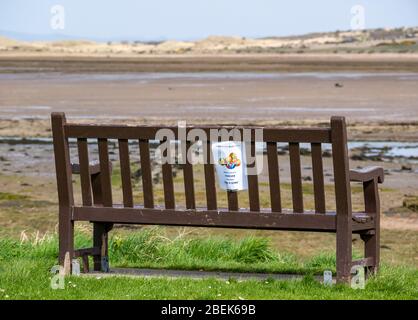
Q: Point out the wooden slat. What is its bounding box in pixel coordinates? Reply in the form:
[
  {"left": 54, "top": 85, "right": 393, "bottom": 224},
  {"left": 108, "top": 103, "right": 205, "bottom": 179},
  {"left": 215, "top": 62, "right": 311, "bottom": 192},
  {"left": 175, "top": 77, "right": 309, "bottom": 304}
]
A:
[
  {"left": 289, "top": 142, "right": 303, "bottom": 213},
  {"left": 118, "top": 139, "right": 133, "bottom": 207},
  {"left": 72, "top": 161, "right": 101, "bottom": 175},
  {"left": 159, "top": 139, "right": 175, "bottom": 209},
  {"left": 247, "top": 141, "right": 260, "bottom": 211},
  {"left": 77, "top": 138, "right": 92, "bottom": 206},
  {"left": 74, "top": 247, "right": 101, "bottom": 258},
  {"left": 66, "top": 125, "right": 332, "bottom": 143},
  {"left": 264, "top": 127, "right": 331, "bottom": 143},
  {"left": 97, "top": 138, "right": 113, "bottom": 207},
  {"left": 139, "top": 139, "right": 154, "bottom": 208},
  {"left": 162, "top": 163, "right": 175, "bottom": 209},
  {"left": 183, "top": 141, "right": 196, "bottom": 209},
  {"left": 73, "top": 206, "right": 341, "bottom": 232},
  {"left": 91, "top": 171, "right": 103, "bottom": 206},
  {"left": 227, "top": 191, "right": 239, "bottom": 211},
  {"left": 203, "top": 141, "right": 217, "bottom": 210},
  {"left": 267, "top": 141, "right": 281, "bottom": 212},
  {"left": 311, "top": 143, "right": 326, "bottom": 213}
]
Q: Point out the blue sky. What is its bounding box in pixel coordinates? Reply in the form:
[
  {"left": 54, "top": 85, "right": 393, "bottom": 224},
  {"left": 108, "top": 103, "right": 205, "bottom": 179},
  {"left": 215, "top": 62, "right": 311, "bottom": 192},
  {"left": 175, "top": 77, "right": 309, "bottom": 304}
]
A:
[{"left": 0, "top": 0, "right": 417, "bottom": 41}]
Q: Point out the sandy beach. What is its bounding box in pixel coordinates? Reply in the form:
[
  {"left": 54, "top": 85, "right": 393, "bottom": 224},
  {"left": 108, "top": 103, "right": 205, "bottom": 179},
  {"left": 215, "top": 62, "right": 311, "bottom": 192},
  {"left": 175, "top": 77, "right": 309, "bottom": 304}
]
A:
[{"left": 1, "top": 58, "right": 418, "bottom": 141}]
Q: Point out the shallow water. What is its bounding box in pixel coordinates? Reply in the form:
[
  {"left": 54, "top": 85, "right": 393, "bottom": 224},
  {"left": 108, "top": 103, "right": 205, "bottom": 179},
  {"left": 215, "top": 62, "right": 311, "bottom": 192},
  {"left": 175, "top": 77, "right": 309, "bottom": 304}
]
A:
[
  {"left": 283, "top": 141, "right": 418, "bottom": 160},
  {"left": 0, "top": 137, "right": 417, "bottom": 161},
  {"left": 1, "top": 71, "right": 418, "bottom": 82}
]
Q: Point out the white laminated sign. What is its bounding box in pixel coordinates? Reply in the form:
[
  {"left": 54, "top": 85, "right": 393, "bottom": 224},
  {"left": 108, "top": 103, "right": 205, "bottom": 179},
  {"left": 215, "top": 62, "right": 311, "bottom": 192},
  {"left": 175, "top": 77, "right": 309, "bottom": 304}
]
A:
[{"left": 211, "top": 141, "right": 248, "bottom": 191}]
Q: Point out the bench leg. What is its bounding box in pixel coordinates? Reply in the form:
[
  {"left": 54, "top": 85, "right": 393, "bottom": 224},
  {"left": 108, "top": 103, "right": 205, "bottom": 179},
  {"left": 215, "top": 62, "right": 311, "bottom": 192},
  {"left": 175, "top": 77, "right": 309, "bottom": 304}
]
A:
[
  {"left": 362, "top": 179, "right": 380, "bottom": 278},
  {"left": 59, "top": 208, "right": 74, "bottom": 275},
  {"left": 361, "top": 232, "right": 379, "bottom": 278},
  {"left": 331, "top": 116, "right": 353, "bottom": 285},
  {"left": 336, "top": 227, "right": 352, "bottom": 284},
  {"left": 93, "top": 222, "right": 113, "bottom": 272}
]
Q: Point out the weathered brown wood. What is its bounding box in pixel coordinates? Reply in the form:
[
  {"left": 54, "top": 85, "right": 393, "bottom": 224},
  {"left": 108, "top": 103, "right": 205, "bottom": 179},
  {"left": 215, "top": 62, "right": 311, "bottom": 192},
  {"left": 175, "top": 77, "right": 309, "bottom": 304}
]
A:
[
  {"left": 73, "top": 206, "right": 334, "bottom": 231},
  {"left": 73, "top": 206, "right": 375, "bottom": 232},
  {"left": 159, "top": 139, "right": 175, "bottom": 209},
  {"left": 331, "top": 116, "right": 353, "bottom": 284},
  {"left": 98, "top": 138, "right": 113, "bottom": 207},
  {"left": 267, "top": 141, "right": 281, "bottom": 212},
  {"left": 183, "top": 141, "right": 196, "bottom": 209},
  {"left": 66, "top": 125, "right": 332, "bottom": 143},
  {"left": 289, "top": 142, "right": 303, "bottom": 213},
  {"left": 77, "top": 138, "right": 92, "bottom": 206},
  {"left": 360, "top": 177, "right": 380, "bottom": 277},
  {"left": 139, "top": 139, "right": 154, "bottom": 208},
  {"left": 51, "top": 113, "right": 74, "bottom": 271},
  {"left": 311, "top": 143, "right": 326, "bottom": 213},
  {"left": 93, "top": 223, "right": 112, "bottom": 272},
  {"left": 71, "top": 160, "right": 114, "bottom": 205},
  {"left": 350, "top": 167, "right": 384, "bottom": 183},
  {"left": 89, "top": 164, "right": 113, "bottom": 272},
  {"left": 81, "top": 255, "right": 89, "bottom": 273},
  {"left": 203, "top": 142, "right": 217, "bottom": 210},
  {"left": 75, "top": 247, "right": 103, "bottom": 273},
  {"left": 91, "top": 172, "right": 103, "bottom": 206},
  {"left": 74, "top": 247, "right": 101, "bottom": 257},
  {"left": 263, "top": 127, "right": 331, "bottom": 144},
  {"left": 54, "top": 113, "right": 382, "bottom": 283},
  {"left": 247, "top": 141, "right": 260, "bottom": 212},
  {"left": 118, "top": 139, "right": 134, "bottom": 207},
  {"left": 162, "top": 164, "right": 175, "bottom": 210},
  {"left": 72, "top": 161, "right": 101, "bottom": 175},
  {"left": 227, "top": 191, "right": 239, "bottom": 211}
]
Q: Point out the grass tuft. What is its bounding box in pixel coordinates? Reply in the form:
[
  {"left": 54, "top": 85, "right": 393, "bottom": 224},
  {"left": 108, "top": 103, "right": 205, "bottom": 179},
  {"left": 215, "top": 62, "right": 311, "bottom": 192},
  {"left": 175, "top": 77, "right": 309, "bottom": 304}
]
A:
[
  {"left": 0, "top": 192, "right": 29, "bottom": 201},
  {"left": 232, "top": 237, "right": 276, "bottom": 263}
]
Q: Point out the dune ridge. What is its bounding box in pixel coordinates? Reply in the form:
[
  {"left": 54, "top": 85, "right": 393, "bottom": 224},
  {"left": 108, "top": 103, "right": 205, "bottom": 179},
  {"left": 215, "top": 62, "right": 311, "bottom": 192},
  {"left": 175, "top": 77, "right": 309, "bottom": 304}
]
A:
[{"left": 1, "top": 27, "right": 417, "bottom": 57}]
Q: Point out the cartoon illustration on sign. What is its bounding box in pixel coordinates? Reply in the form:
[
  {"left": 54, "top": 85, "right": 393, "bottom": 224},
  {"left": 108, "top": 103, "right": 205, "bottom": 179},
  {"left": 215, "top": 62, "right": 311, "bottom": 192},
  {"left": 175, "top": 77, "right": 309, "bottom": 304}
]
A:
[{"left": 218, "top": 152, "right": 241, "bottom": 169}]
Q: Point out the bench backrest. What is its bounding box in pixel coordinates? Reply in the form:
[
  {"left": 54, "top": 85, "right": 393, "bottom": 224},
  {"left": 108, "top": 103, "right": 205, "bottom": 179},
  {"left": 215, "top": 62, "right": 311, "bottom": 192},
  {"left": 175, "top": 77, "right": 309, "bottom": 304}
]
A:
[{"left": 52, "top": 113, "right": 352, "bottom": 216}]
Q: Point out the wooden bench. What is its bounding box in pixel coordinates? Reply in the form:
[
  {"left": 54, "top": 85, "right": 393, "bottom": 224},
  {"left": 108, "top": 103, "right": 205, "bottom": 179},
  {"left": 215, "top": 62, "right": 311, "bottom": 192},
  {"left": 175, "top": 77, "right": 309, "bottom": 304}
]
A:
[{"left": 51, "top": 112, "right": 384, "bottom": 284}]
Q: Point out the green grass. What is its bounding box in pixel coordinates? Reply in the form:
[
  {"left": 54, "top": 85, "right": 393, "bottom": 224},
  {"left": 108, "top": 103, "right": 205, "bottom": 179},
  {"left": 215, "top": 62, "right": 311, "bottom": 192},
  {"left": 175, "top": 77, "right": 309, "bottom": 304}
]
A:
[
  {"left": 110, "top": 230, "right": 303, "bottom": 273},
  {"left": 403, "top": 196, "right": 418, "bottom": 212},
  {"left": 0, "top": 191, "right": 53, "bottom": 209},
  {"left": 0, "top": 228, "right": 417, "bottom": 300},
  {"left": 0, "top": 192, "right": 29, "bottom": 201}
]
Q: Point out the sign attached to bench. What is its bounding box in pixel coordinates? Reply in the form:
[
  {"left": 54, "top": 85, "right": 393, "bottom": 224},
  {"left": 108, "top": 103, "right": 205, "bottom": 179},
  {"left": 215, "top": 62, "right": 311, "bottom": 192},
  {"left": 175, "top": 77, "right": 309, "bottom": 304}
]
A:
[{"left": 212, "top": 141, "right": 248, "bottom": 191}]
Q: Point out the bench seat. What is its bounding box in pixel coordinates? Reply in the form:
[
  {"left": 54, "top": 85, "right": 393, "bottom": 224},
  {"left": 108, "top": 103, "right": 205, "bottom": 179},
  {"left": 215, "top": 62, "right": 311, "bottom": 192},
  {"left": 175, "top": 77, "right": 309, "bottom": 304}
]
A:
[{"left": 72, "top": 205, "right": 375, "bottom": 233}]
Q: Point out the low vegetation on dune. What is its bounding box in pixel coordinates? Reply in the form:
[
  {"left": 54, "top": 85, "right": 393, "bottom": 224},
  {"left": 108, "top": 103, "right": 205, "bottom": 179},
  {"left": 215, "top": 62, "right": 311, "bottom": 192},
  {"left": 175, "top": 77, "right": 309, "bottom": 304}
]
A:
[{"left": 1, "top": 27, "right": 417, "bottom": 56}]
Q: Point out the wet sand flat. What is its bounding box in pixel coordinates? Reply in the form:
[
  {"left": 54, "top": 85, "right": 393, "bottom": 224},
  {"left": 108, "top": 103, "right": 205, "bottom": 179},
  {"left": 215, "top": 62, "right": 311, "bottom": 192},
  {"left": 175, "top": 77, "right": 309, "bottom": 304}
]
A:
[{"left": 1, "top": 71, "right": 418, "bottom": 124}]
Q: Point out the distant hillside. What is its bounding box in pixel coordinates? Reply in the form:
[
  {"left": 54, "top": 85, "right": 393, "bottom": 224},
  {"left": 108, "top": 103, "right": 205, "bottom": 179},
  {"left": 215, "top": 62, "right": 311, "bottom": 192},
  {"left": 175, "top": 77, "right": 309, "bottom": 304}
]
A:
[{"left": 1, "top": 26, "right": 417, "bottom": 56}]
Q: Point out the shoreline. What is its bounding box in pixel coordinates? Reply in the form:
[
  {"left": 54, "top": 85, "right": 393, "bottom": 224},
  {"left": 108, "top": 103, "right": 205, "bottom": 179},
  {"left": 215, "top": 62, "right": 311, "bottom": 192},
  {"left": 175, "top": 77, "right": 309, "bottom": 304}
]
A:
[
  {"left": 0, "top": 118, "right": 417, "bottom": 142},
  {"left": 1, "top": 54, "right": 418, "bottom": 73}
]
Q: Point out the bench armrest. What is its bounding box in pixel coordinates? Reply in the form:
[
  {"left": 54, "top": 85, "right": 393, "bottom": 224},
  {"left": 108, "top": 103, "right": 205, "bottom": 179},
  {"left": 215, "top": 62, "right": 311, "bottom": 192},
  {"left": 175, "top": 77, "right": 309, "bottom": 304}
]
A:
[
  {"left": 349, "top": 166, "right": 384, "bottom": 184},
  {"left": 71, "top": 160, "right": 103, "bottom": 175}
]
